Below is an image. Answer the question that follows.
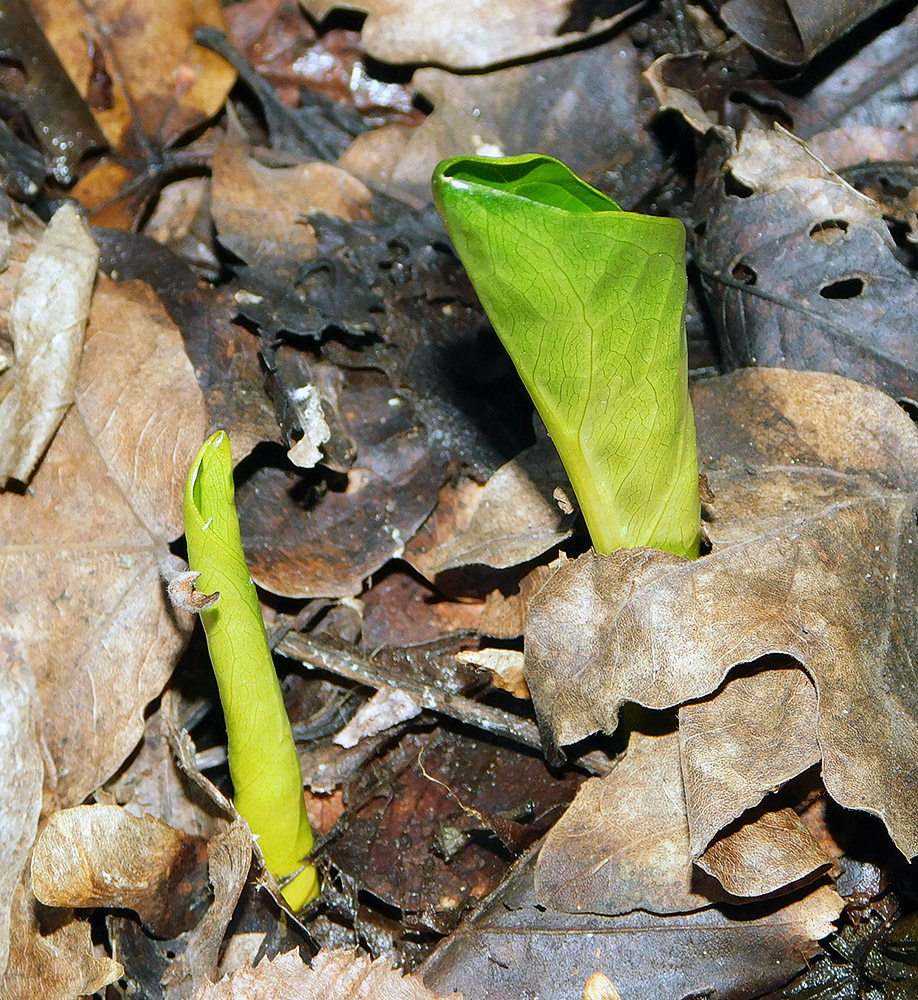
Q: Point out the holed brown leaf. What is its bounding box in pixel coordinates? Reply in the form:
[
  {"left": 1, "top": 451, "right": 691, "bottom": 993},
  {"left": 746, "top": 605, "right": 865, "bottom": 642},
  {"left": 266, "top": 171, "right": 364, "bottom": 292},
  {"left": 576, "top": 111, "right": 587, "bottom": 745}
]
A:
[{"left": 526, "top": 368, "right": 918, "bottom": 857}]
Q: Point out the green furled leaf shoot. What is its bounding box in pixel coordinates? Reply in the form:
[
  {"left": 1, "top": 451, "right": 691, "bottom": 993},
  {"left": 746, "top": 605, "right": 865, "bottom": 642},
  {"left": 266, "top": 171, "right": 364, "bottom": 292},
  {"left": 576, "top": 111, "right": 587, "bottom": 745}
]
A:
[
  {"left": 184, "top": 431, "right": 318, "bottom": 909},
  {"left": 433, "top": 154, "right": 700, "bottom": 559}
]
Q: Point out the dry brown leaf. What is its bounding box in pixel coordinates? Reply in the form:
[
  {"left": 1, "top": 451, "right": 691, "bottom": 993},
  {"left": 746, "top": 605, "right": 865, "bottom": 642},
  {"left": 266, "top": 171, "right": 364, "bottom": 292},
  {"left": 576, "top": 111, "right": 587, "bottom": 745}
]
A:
[
  {"left": 0, "top": 664, "right": 42, "bottom": 981},
  {"left": 162, "top": 820, "right": 253, "bottom": 996},
  {"left": 720, "top": 0, "right": 893, "bottom": 64},
  {"left": 403, "top": 432, "right": 572, "bottom": 577},
  {"left": 0, "top": 877, "right": 122, "bottom": 1000},
  {"left": 192, "top": 947, "right": 461, "bottom": 1000},
  {"left": 0, "top": 203, "right": 98, "bottom": 486},
  {"left": 0, "top": 272, "right": 207, "bottom": 811},
  {"left": 536, "top": 729, "right": 724, "bottom": 915},
  {"left": 31, "top": 804, "right": 209, "bottom": 938},
  {"left": 536, "top": 729, "right": 836, "bottom": 915},
  {"left": 697, "top": 127, "right": 918, "bottom": 401},
  {"left": 303, "top": 0, "right": 636, "bottom": 68},
  {"left": 697, "top": 807, "right": 833, "bottom": 898},
  {"left": 679, "top": 665, "right": 820, "bottom": 857},
  {"left": 211, "top": 132, "right": 371, "bottom": 279},
  {"left": 526, "top": 368, "right": 918, "bottom": 857},
  {"left": 33, "top": 0, "right": 235, "bottom": 153},
  {"left": 424, "top": 843, "right": 843, "bottom": 1000}
]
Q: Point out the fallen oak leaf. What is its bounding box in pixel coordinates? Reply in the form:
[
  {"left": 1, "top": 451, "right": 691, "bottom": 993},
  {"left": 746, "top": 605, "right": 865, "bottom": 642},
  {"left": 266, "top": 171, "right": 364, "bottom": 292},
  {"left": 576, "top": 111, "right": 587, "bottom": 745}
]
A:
[
  {"left": 526, "top": 368, "right": 918, "bottom": 858},
  {"left": 535, "top": 729, "right": 834, "bottom": 914}
]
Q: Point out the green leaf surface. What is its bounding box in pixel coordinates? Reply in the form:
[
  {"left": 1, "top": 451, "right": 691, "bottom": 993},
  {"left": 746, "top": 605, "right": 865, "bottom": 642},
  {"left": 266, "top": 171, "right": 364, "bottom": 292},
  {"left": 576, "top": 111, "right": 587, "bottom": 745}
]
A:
[{"left": 433, "top": 154, "right": 699, "bottom": 558}]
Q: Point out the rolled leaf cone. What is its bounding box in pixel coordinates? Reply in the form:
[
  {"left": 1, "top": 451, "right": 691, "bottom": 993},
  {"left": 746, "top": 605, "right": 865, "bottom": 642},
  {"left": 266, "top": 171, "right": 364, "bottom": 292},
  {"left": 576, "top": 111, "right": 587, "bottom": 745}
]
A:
[
  {"left": 184, "top": 431, "right": 318, "bottom": 908},
  {"left": 433, "top": 155, "right": 699, "bottom": 558}
]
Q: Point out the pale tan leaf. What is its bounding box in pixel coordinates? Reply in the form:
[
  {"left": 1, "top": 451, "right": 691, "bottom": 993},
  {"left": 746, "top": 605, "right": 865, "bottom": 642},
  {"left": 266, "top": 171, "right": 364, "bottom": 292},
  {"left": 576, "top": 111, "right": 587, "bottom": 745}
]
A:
[
  {"left": 698, "top": 807, "right": 833, "bottom": 897},
  {"left": 303, "top": 0, "right": 636, "bottom": 68},
  {"left": 535, "top": 730, "right": 721, "bottom": 915},
  {"left": 0, "top": 664, "right": 42, "bottom": 980},
  {"left": 0, "top": 203, "right": 98, "bottom": 485},
  {"left": 192, "top": 947, "right": 461, "bottom": 1000},
  {"left": 0, "top": 273, "right": 207, "bottom": 810},
  {"left": 679, "top": 666, "right": 821, "bottom": 857},
  {"left": 0, "top": 877, "right": 121, "bottom": 1000},
  {"left": 31, "top": 804, "right": 208, "bottom": 937}
]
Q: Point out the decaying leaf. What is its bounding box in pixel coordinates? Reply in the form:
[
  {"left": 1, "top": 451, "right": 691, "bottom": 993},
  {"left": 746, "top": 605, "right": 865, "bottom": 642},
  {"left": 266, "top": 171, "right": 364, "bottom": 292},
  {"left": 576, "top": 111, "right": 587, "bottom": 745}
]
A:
[
  {"left": 0, "top": 664, "right": 42, "bottom": 981},
  {"left": 536, "top": 728, "right": 832, "bottom": 915},
  {"left": 0, "top": 0, "right": 106, "bottom": 186},
  {"left": 697, "top": 807, "right": 833, "bottom": 898},
  {"left": 526, "top": 368, "right": 918, "bottom": 857},
  {"left": 403, "top": 430, "right": 573, "bottom": 577},
  {"left": 0, "top": 203, "right": 98, "bottom": 486},
  {"left": 342, "top": 37, "right": 663, "bottom": 205},
  {"left": 422, "top": 846, "right": 843, "bottom": 1000},
  {"left": 302, "top": 0, "right": 637, "bottom": 69},
  {"left": 697, "top": 127, "right": 918, "bottom": 401},
  {"left": 720, "top": 0, "right": 894, "bottom": 64},
  {"left": 0, "top": 272, "right": 207, "bottom": 810},
  {"left": 0, "top": 877, "right": 122, "bottom": 1000},
  {"left": 536, "top": 730, "right": 727, "bottom": 915},
  {"left": 211, "top": 132, "right": 372, "bottom": 280},
  {"left": 192, "top": 947, "right": 460, "bottom": 1000},
  {"left": 32, "top": 0, "right": 235, "bottom": 154},
  {"left": 237, "top": 368, "right": 443, "bottom": 598},
  {"left": 31, "top": 804, "right": 209, "bottom": 938},
  {"left": 679, "top": 665, "right": 821, "bottom": 858}
]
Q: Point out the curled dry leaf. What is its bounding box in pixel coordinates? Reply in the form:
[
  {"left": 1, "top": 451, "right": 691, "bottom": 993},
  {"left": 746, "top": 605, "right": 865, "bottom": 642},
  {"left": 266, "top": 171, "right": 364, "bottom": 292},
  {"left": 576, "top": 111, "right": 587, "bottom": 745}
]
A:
[
  {"left": 536, "top": 730, "right": 725, "bottom": 915},
  {"left": 1, "top": 877, "right": 122, "bottom": 1000},
  {"left": 679, "top": 665, "right": 821, "bottom": 858},
  {"left": 536, "top": 729, "right": 834, "bottom": 915},
  {"left": 526, "top": 368, "right": 918, "bottom": 857},
  {"left": 0, "top": 204, "right": 98, "bottom": 486},
  {"left": 0, "top": 664, "right": 42, "bottom": 981},
  {"left": 31, "top": 805, "right": 209, "bottom": 939},
  {"left": 303, "top": 0, "right": 636, "bottom": 68},
  {"left": 0, "top": 272, "right": 207, "bottom": 810},
  {"left": 404, "top": 430, "right": 573, "bottom": 577},
  {"left": 697, "top": 807, "right": 833, "bottom": 898},
  {"left": 191, "top": 947, "right": 461, "bottom": 1000},
  {"left": 697, "top": 127, "right": 918, "bottom": 401}
]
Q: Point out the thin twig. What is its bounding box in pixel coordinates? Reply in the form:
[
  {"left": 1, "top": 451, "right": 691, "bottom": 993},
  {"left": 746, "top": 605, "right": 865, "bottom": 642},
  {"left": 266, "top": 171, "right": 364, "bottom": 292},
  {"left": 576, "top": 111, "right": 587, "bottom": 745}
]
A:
[{"left": 276, "top": 632, "right": 544, "bottom": 752}]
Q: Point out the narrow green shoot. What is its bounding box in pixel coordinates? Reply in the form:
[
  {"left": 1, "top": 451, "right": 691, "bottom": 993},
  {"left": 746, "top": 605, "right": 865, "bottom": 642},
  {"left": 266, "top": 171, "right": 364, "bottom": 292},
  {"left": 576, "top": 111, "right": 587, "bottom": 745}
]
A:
[
  {"left": 184, "top": 431, "right": 318, "bottom": 908},
  {"left": 432, "top": 154, "right": 700, "bottom": 559}
]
